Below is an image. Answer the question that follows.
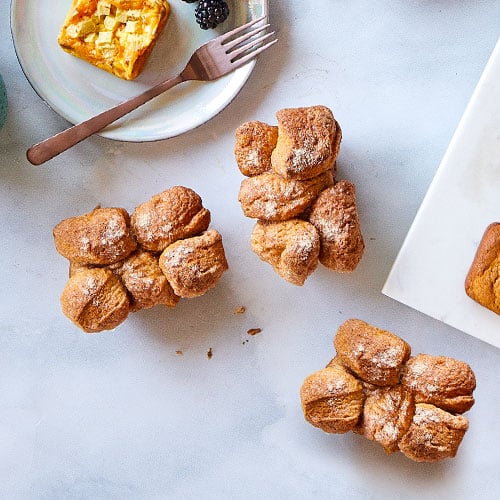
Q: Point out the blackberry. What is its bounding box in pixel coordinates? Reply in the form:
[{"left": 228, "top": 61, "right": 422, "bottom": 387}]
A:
[{"left": 195, "top": 0, "right": 230, "bottom": 30}]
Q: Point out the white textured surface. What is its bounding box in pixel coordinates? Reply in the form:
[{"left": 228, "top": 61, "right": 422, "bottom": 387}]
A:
[
  {"left": 1, "top": 1, "right": 500, "bottom": 499},
  {"left": 383, "top": 39, "right": 500, "bottom": 349}
]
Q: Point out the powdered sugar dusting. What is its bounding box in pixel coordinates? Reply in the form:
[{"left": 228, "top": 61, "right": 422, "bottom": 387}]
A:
[
  {"left": 375, "top": 421, "right": 398, "bottom": 443},
  {"left": 134, "top": 210, "right": 151, "bottom": 230},
  {"left": 372, "top": 346, "right": 401, "bottom": 368},
  {"left": 290, "top": 137, "right": 329, "bottom": 171},
  {"left": 326, "top": 378, "right": 348, "bottom": 394},
  {"left": 407, "top": 358, "right": 428, "bottom": 377},
  {"left": 164, "top": 245, "right": 195, "bottom": 268},
  {"left": 80, "top": 237, "right": 91, "bottom": 253},
  {"left": 246, "top": 150, "right": 260, "bottom": 167},
  {"left": 101, "top": 214, "right": 124, "bottom": 245},
  {"left": 413, "top": 406, "right": 441, "bottom": 425},
  {"left": 83, "top": 274, "right": 99, "bottom": 297}
]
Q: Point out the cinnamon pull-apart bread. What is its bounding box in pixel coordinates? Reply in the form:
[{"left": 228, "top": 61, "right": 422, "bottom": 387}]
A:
[
  {"left": 465, "top": 222, "right": 500, "bottom": 315},
  {"left": 300, "top": 363, "right": 364, "bottom": 434},
  {"left": 271, "top": 106, "right": 341, "bottom": 180},
  {"left": 235, "top": 105, "right": 364, "bottom": 285},
  {"left": 300, "top": 319, "right": 476, "bottom": 462},
  {"left": 131, "top": 186, "right": 211, "bottom": 252},
  {"left": 235, "top": 121, "right": 278, "bottom": 177},
  {"left": 251, "top": 219, "right": 320, "bottom": 286},
  {"left": 53, "top": 206, "right": 137, "bottom": 265},
  {"left": 61, "top": 268, "right": 130, "bottom": 333},
  {"left": 53, "top": 187, "right": 227, "bottom": 333},
  {"left": 334, "top": 319, "right": 411, "bottom": 387},
  {"left": 238, "top": 171, "right": 334, "bottom": 222},
  {"left": 158, "top": 229, "right": 228, "bottom": 298},
  {"left": 308, "top": 181, "right": 364, "bottom": 272},
  {"left": 58, "top": 0, "right": 171, "bottom": 80}
]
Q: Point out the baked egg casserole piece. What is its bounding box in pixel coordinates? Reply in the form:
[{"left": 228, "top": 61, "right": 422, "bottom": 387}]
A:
[{"left": 58, "top": 0, "right": 171, "bottom": 80}]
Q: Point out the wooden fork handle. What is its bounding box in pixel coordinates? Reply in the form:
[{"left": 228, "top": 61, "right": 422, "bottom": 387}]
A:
[{"left": 27, "top": 73, "right": 185, "bottom": 166}]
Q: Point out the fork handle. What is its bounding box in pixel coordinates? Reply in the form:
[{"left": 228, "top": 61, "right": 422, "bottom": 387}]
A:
[{"left": 27, "top": 73, "right": 185, "bottom": 166}]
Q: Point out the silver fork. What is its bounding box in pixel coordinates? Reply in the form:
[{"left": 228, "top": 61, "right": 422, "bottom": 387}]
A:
[{"left": 27, "top": 15, "right": 277, "bottom": 166}]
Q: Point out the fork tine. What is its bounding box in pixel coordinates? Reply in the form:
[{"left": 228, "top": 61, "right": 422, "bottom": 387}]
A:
[
  {"left": 216, "top": 14, "right": 267, "bottom": 44},
  {"left": 223, "top": 23, "right": 269, "bottom": 49},
  {"left": 223, "top": 23, "right": 270, "bottom": 52},
  {"left": 230, "top": 37, "right": 278, "bottom": 68},
  {"left": 228, "top": 32, "right": 275, "bottom": 60}
]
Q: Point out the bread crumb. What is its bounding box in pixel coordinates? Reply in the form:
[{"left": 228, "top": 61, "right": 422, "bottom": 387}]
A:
[
  {"left": 175, "top": 350, "right": 183, "bottom": 356},
  {"left": 207, "top": 347, "right": 213, "bottom": 359},
  {"left": 234, "top": 306, "right": 246, "bottom": 314},
  {"left": 247, "top": 328, "right": 262, "bottom": 336}
]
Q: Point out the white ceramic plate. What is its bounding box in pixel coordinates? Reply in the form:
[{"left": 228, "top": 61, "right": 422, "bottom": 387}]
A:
[
  {"left": 383, "top": 38, "right": 500, "bottom": 349},
  {"left": 10, "top": 0, "right": 268, "bottom": 141}
]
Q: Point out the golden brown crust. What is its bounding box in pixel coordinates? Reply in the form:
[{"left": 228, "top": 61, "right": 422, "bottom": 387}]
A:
[
  {"left": 234, "top": 121, "right": 278, "bottom": 177},
  {"left": 131, "top": 186, "right": 211, "bottom": 252},
  {"left": 398, "top": 403, "right": 469, "bottom": 462},
  {"left": 334, "top": 319, "right": 411, "bottom": 386},
  {"left": 465, "top": 222, "right": 500, "bottom": 314},
  {"left": 60, "top": 267, "right": 129, "bottom": 333},
  {"left": 308, "top": 181, "right": 364, "bottom": 272},
  {"left": 300, "top": 365, "right": 364, "bottom": 434},
  {"left": 301, "top": 319, "right": 475, "bottom": 462},
  {"left": 68, "top": 259, "right": 124, "bottom": 277},
  {"left": 271, "top": 106, "right": 341, "bottom": 180},
  {"left": 402, "top": 354, "right": 476, "bottom": 414},
  {"left": 158, "top": 229, "right": 228, "bottom": 298},
  {"left": 250, "top": 219, "right": 320, "bottom": 286},
  {"left": 53, "top": 207, "right": 137, "bottom": 265},
  {"left": 55, "top": 187, "right": 227, "bottom": 332},
  {"left": 114, "top": 250, "right": 179, "bottom": 311},
  {"left": 238, "top": 170, "right": 334, "bottom": 222},
  {"left": 58, "top": 0, "right": 171, "bottom": 80},
  {"left": 354, "top": 384, "right": 415, "bottom": 454}
]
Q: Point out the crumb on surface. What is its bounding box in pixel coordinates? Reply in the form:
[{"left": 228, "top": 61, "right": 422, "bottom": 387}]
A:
[
  {"left": 175, "top": 350, "right": 183, "bottom": 356},
  {"left": 234, "top": 306, "right": 246, "bottom": 314},
  {"left": 207, "top": 347, "right": 213, "bottom": 359},
  {"left": 247, "top": 328, "right": 262, "bottom": 336}
]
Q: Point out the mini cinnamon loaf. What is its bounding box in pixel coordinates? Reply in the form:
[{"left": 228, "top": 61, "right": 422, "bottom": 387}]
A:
[{"left": 465, "top": 222, "right": 500, "bottom": 315}]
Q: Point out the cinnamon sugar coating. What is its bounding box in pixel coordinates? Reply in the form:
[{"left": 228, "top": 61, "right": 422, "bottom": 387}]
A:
[
  {"left": 251, "top": 219, "right": 320, "bottom": 286},
  {"left": 54, "top": 187, "right": 226, "bottom": 333},
  {"left": 271, "top": 106, "right": 341, "bottom": 180},
  {"left": 159, "top": 229, "right": 228, "bottom": 298},
  {"left": 402, "top": 354, "right": 476, "bottom": 414},
  {"left": 60, "top": 268, "right": 130, "bottom": 333},
  {"left": 234, "top": 121, "right": 278, "bottom": 176},
  {"left": 308, "top": 181, "right": 364, "bottom": 272},
  {"left": 354, "top": 384, "right": 415, "bottom": 453},
  {"left": 53, "top": 207, "right": 137, "bottom": 265},
  {"left": 334, "top": 319, "right": 411, "bottom": 386},
  {"left": 115, "top": 250, "right": 179, "bottom": 311},
  {"left": 300, "top": 319, "right": 475, "bottom": 462},
  {"left": 300, "top": 364, "right": 364, "bottom": 434},
  {"left": 234, "top": 105, "right": 364, "bottom": 285},
  {"left": 238, "top": 170, "right": 333, "bottom": 222},
  {"left": 465, "top": 222, "right": 500, "bottom": 314},
  {"left": 131, "top": 186, "right": 211, "bottom": 252},
  {"left": 398, "top": 403, "right": 469, "bottom": 462}
]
